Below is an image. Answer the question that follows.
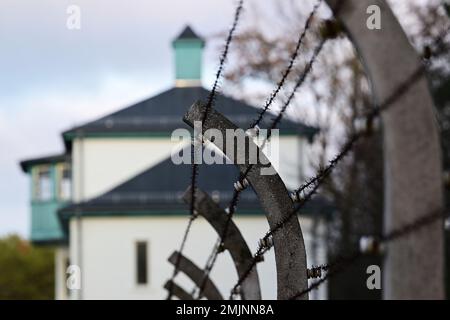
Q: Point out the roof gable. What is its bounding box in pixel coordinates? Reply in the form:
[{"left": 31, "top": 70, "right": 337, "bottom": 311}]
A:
[
  {"left": 174, "top": 25, "right": 204, "bottom": 42},
  {"left": 20, "top": 154, "right": 70, "bottom": 173}
]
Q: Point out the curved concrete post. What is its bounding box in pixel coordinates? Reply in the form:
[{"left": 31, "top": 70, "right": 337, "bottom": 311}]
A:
[
  {"left": 183, "top": 186, "right": 262, "bottom": 300},
  {"left": 167, "top": 251, "right": 224, "bottom": 300},
  {"left": 325, "top": 0, "right": 444, "bottom": 299},
  {"left": 184, "top": 102, "right": 308, "bottom": 300}
]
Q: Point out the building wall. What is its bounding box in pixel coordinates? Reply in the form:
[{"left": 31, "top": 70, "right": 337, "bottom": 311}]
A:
[
  {"left": 68, "top": 215, "right": 327, "bottom": 300},
  {"left": 71, "top": 135, "right": 310, "bottom": 202},
  {"left": 273, "top": 135, "right": 309, "bottom": 190},
  {"left": 55, "top": 247, "right": 69, "bottom": 300},
  {"left": 72, "top": 137, "right": 182, "bottom": 201}
]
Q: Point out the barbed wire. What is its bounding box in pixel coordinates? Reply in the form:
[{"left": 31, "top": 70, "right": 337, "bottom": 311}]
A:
[
  {"left": 194, "top": 1, "right": 332, "bottom": 299},
  {"left": 168, "top": 0, "right": 449, "bottom": 300},
  {"left": 249, "top": 0, "right": 323, "bottom": 129},
  {"left": 292, "top": 27, "right": 450, "bottom": 201},
  {"left": 166, "top": 0, "right": 244, "bottom": 300},
  {"left": 289, "top": 209, "right": 448, "bottom": 300},
  {"left": 269, "top": 37, "right": 325, "bottom": 136},
  {"left": 195, "top": 0, "right": 349, "bottom": 300},
  {"left": 199, "top": 21, "right": 345, "bottom": 298},
  {"left": 228, "top": 27, "right": 450, "bottom": 299}
]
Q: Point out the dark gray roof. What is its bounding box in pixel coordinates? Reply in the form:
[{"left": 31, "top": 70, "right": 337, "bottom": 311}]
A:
[
  {"left": 20, "top": 153, "right": 70, "bottom": 173},
  {"left": 59, "top": 146, "right": 333, "bottom": 219},
  {"left": 62, "top": 86, "right": 319, "bottom": 149},
  {"left": 174, "top": 25, "right": 203, "bottom": 41}
]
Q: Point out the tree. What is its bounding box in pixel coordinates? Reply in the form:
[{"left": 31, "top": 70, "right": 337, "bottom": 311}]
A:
[{"left": 0, "top": 235, "right": 54, "bottom": 299}]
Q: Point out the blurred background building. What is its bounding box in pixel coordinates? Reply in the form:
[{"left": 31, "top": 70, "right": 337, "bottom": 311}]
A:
[{"left": 19, "top": 26, "right": 331, "bottom": 300}]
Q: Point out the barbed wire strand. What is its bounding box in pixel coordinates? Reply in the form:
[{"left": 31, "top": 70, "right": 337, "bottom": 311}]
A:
[
  {"left": 195, "top": 1, "right": 350, "bottom": 300},
  {"left": 289, "top": 209, "right": 448, "bottom": 300},
  {"left": 214, "top": 21, "right": 343, "bottom": 292},
  {"left": 228, "top": 27, "right": 449, "bottom": 298},
  {"left": 195, "top": 3, "right": 332, "bottom": 300},
  {"left": 166, "top": 0, "right": 244, "bottom": 300},
  {"left": 249, "top": 0, "right": 323, "bottom": 129},
  {"left": 292, "top": 26, "right": 450, "bottom": 199}
]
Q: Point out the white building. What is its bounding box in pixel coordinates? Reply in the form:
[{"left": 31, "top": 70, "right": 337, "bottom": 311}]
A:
[{"left": 20, "top": 26, "right": 330, "bottom": 300}]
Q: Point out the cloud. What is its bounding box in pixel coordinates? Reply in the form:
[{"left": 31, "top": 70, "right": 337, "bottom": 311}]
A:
[{"left": 0, "top": 0, "right": 238, "bottom": 99}]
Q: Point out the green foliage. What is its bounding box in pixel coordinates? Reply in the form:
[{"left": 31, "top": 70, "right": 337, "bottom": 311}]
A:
[{"left": 0, "top": 235, "right": 54, "bottom": 300}]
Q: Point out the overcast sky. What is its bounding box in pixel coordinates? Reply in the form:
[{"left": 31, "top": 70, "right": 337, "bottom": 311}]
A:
[{"left": 0, "top": 0, "right": 263, "bottom": 237}]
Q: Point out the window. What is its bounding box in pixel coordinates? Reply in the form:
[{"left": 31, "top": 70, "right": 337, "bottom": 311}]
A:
[
  {"left": 35, "top": 166, "right": 52, "bottom": 201},
  {"left": 136, "top": 241, "right": 148, "bottom": 285},
  {"left": 58, "top": 164, "right": 72, "bottom": 201}
]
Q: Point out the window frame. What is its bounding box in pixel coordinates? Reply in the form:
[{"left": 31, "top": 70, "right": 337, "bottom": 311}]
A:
[
  {"left": 57, "top": 163, "right": 72, "bottom": 201},
  {"left": 33, "top": 165, "right": 53, "bottom": 201},
  {"left": 135, "top": 241, "right": 149, "bottom": 286}
]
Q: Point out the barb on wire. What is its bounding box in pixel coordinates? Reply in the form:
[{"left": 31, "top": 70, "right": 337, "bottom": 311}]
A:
[
  {"left": 166, "top": 0, "right": 244, "bottom": 300},
  {"left": 307, "top": 264, "right": 330, "bottom": 279}
]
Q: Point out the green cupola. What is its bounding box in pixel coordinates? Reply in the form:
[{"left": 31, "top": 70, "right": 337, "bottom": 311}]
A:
[{"left": 172, "top": 25, "right": 205, "bottom": 87}]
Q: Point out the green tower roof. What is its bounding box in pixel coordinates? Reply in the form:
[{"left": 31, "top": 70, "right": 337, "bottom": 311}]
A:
[{"left": 173, "top": 25, "right": 204, "bottom": 42}]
